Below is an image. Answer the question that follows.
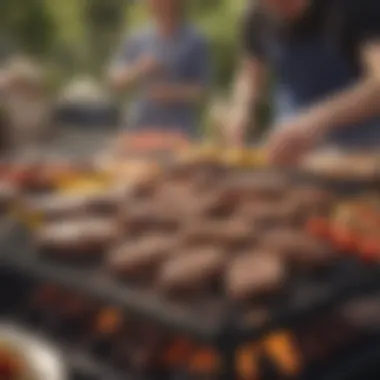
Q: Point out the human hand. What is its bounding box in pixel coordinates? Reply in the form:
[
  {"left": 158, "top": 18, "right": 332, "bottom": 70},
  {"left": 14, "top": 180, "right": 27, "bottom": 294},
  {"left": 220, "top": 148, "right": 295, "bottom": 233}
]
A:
[
  {"left": 222, "top": 109, "right": 249, "bottom": 147},
  {"left": 266, "top": 120, "right": 324, "bottom": 166},
  {"left": 224, "top": 121, "right": 246, "bottom": 147},
  {"left": 108, "top": 54, "right": 162, "bottom": 91},
  {"left": 138, "top": 54, "right": 162, "bottom": 77},
  {"left": 146, "top": 83, "right": 171, "bottom": 102}
]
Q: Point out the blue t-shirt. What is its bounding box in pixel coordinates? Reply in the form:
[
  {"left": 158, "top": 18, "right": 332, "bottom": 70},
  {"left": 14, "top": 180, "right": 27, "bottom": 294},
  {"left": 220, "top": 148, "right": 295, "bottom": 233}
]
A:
[{"left": 112, "top": 24, "right": 211, "bottom": 137}]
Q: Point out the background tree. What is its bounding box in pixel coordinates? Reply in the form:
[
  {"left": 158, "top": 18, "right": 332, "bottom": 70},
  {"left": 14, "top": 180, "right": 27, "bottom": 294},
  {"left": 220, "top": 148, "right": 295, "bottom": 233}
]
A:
[
  {"left": 84, "top": 0, "right": 126, "bottom": 75},
  {"left": 0, "top": 0, "right": 57, "bottom": 57}
]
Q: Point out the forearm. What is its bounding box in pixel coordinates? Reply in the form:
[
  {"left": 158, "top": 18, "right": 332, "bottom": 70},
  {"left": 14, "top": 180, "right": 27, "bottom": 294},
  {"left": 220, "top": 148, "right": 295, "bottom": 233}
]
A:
[
  {"left": 296, "top": 78, "right": 380, "bottom": 136},
  {"left": 229, "top": 85, "right": 257, "bottom": 128},
  {"left": 228, "top": 71, "right": 259, "bottom": 132},
  {"left": 148, "top": 83, "right": 206, "bottom": 104},
  {"left": 108, "top": 64, "right": 146, "bottom": 91},
  {"left": 227, "top": 56, "right": 265, "bottom": 138}
]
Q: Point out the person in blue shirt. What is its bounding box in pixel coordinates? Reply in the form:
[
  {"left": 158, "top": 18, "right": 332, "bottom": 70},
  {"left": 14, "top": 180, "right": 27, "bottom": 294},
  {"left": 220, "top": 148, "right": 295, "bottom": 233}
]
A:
[
  {"left": 108, "top": 0, "right": 211, "bottom": 138},
  {"left": 225, "top": 0, "right": 380, "bottom": 164}
]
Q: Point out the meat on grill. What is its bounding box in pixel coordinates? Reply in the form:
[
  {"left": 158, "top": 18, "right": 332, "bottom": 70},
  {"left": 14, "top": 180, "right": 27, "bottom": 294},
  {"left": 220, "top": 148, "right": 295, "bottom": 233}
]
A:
[
  {"left": 158, "top": 248, "right": 226, "bottom": 294},
  {"left": 222, "top": 174, "right": 289, "bottom": 202},
  {"left": 35, "top": 218, "right": 118, "bottom": 257},
  {"left": 108, "top": 236, "right": 177, "bottom": 278},
  {"left": 240, "top": 202, "right": 290, "bottom": 229},
  {"left": 26, "top": 193, "right": 93, "bottom": 221},
  {"left": 122, "top": 202, "right": 180, "bottom": 235},
  {"left": 180, "top": 219, "right": 253, "bottom": 248},
  {"left": 261, "top": 229, "right": 333, "bottom": 267},
  {"left": 226, "top": 253, "right": 286, "bottom": 300},
  {"left": 0, "top": 182, "right": 18, "bottom": 213},
  {"left": 288, "top": 186, "right": 333, "bottom": 216}
]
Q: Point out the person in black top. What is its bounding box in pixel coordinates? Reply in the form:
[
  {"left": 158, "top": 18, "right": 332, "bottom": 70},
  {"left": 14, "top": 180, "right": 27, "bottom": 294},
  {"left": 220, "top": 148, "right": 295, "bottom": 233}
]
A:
[{"left": 225, "top": 0, "right": 380, "bottom": 164}]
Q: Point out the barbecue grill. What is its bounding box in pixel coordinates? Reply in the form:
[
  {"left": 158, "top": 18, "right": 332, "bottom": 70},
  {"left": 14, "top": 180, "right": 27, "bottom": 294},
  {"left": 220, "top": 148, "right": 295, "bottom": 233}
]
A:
[
  {"left": 0, "top": 133, "right": 380, "bottom": 380},
  {"left": 1, "top": 218, "right": 380, "bottom": 380}
]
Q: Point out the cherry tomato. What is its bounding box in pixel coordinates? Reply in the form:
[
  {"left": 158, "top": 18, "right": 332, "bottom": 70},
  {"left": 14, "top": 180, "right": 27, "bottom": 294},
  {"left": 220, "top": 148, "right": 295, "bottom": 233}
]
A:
[
  {"left": 358, "top": 236, "right": 380, "bottom": 263},
  {"left": 330, "top": 225, "right": 358, "bottom": 253}
]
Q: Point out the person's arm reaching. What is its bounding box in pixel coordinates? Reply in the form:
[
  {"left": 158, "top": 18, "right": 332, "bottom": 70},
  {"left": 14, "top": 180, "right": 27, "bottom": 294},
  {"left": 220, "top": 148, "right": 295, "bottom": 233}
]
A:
[
  {"left": 225, "top": 56, "right": 265, "bottom": 146},
  {"left": 223, "top": 8, "right": 267, "bottom": 146},
  {"left": 109, "top": 56, "right": 161, "bottom": 91},
  {"left": 107, "top": 33, "right": 161, "bottom": 92},
  {"left": 266, "top": 44, "right": 380, "bottom": 163},
  {"left": 147, "top": 34, "right": 211, "bottom": 104},
  {"left": 267, "top": 0, "right": 380, "bottom": 164}
]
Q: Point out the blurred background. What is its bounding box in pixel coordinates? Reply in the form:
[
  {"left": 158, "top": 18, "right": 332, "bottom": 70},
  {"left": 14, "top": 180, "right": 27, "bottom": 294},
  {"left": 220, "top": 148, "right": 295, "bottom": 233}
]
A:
[
  {"left": 0, "top": 0, "right": 243, "bottom": 85},
  {"left": 0, "top": 0, "right": 258, "bottom": 136}
]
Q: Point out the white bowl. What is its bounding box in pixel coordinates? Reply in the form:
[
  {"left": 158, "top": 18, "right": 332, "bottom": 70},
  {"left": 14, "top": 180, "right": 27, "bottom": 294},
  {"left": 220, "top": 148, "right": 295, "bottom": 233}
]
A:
[{"left": 0, "top": 323, "right": 66, "bottom": 380}]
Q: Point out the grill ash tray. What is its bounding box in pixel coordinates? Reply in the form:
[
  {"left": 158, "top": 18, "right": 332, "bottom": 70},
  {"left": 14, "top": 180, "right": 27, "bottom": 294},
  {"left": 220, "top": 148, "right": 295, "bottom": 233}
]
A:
[{"left": 2, "top": 225, "right": 380, "bottom": 344}]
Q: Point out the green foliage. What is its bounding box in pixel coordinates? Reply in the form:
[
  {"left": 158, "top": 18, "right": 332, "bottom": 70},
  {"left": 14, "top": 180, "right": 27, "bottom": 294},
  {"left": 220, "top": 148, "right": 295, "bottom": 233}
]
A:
[
  {"left": 1, "top": 0, "right": 252, "bottom": 113},
  {"left": 85, "top": 0, "right": 126, "bottom": 74},
  {"left": 1, "top": 0, "right": 243, "bottom": 90},
  {"left": 0, "top": 0, "right": 57, "bottom": 56}
]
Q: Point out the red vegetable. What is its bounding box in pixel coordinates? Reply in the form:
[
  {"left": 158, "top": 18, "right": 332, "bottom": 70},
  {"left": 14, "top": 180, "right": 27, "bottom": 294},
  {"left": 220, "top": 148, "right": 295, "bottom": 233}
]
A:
[
  {"left": 358, "top": 235, "right": 380, "bottom": 263},
  {"left": 305, "top": 217, "right": 330, "bottom": 239},
  {"left": 330, "top": 225, "right": 357, "bottom": 253}
]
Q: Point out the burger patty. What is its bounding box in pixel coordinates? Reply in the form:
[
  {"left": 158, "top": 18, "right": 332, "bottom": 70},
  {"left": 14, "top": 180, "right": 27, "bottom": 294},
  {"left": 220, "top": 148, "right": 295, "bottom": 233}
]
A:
[{"left": 226, "top": 253, "right": 286, "bottom": 300}]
